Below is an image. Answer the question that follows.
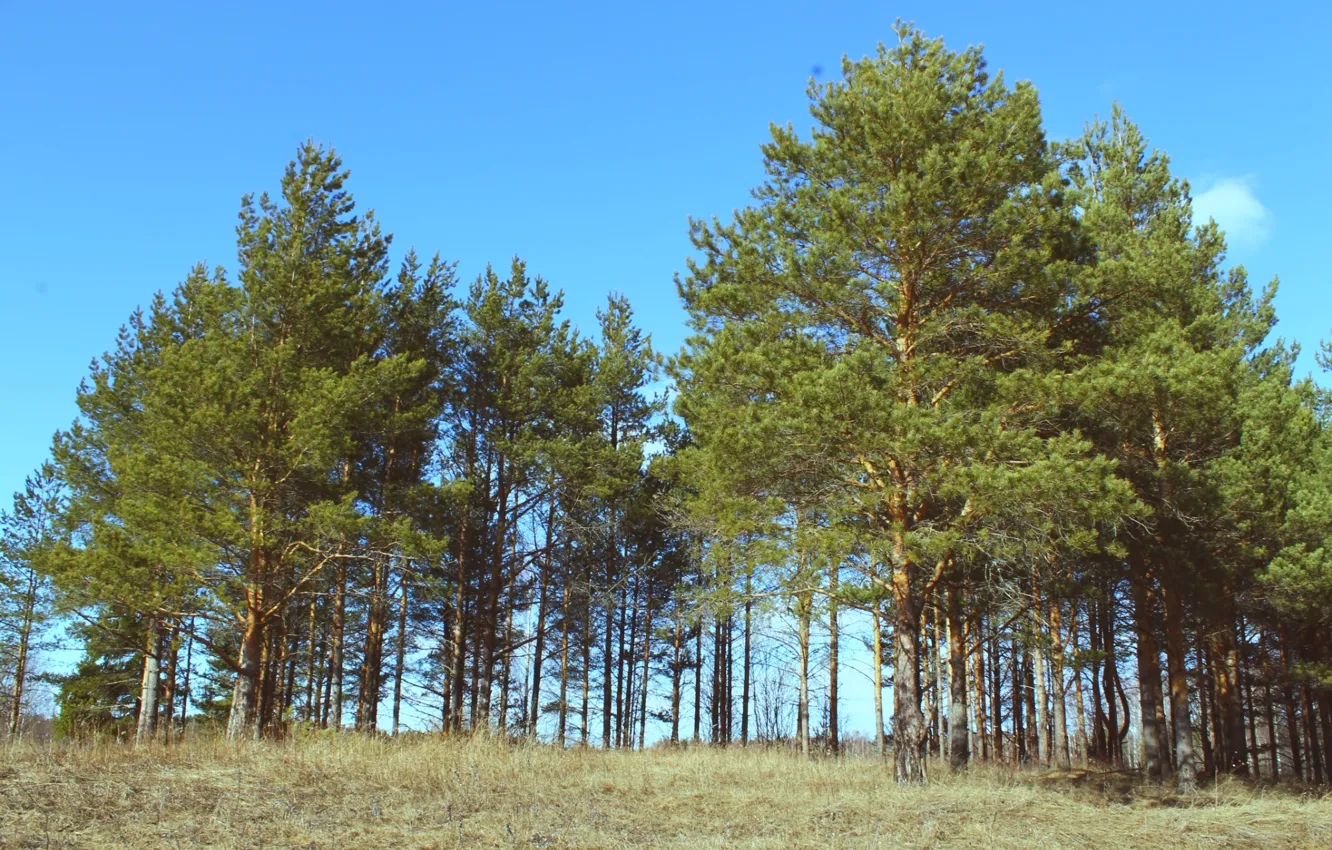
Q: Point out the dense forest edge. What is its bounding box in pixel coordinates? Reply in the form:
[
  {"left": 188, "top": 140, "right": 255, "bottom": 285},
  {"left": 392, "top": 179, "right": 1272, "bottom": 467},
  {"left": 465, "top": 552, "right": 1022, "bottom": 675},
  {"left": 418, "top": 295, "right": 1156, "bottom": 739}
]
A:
[{"left": 4, "top": 26, "right": 1332, "bottom": 801}]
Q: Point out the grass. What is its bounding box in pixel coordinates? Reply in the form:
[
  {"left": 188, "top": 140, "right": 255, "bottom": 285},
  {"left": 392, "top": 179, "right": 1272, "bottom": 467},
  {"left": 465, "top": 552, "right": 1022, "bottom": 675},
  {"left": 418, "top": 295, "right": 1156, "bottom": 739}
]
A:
[{"left": 2, "top": 734, "right": 1330, "bottom": 849}]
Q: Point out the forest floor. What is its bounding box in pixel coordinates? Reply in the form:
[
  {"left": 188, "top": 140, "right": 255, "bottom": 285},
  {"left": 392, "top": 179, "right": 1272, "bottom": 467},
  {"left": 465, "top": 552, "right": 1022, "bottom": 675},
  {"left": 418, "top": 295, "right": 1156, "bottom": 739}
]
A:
[{"left": 2, "top": 733, "right": 1330, "bottom": 849}]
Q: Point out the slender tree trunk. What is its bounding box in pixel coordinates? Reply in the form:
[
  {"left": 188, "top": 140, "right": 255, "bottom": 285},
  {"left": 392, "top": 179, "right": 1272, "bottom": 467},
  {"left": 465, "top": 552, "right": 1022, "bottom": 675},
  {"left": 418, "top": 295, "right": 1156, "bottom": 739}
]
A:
[
  {"left": 161, "top": 622, "right": 179, "bottom": 745},
  {"left": 741, "top": 571, "right": 752, "bottom": 746},
  {"left": 530, "top": 486, "right": 556, "bottom": 740},
  {"left": 1162, "top": 580, "right": 1198, "bottom": 793},
  {"left": 1208, "top": 617, "right": 1248, "bottom": 775},
  {"left": 1259, "top": 627, "right": 1279, "bottom": 777},
  {"left": 1278, "top": 627, "right": 1303, "bottom": 778},
  {"left": 616, "top": 585, "right": 630, "bottom": 747},
  {"left": 321, "top": 641, "right": 333, "bottom": 728},
  {"left": 1301, "top": 678, "right": 1324, "bottom": 783},
  {"left": 498, "top": 605, "right": 514, "bottom": 731},
  {"left": 1133, "top": 571, "right": 1165, "bottom": 779},
  {"left": 621, "top": 576, "right": 639, "bottom": 748},
  {"left": 933, "top": 600, "right": 946, "bottom": 759},
  {"left": 1070, "top": 601, "right": 1089, "bottom": 767},
  {"left": 890, "top": 545, "right": 926, "bottom": 783},
  {"left": 796, "top": 586, "right": 812, "bottom": 758},
  {"left": 991, "top": 620, "right": 1003, "bottom": 762},
  {"left": 6, "top": 568, "right": 39, "bottom": 740},
  {"left": 227, "top": 586, "right": 265, "bottom": 741},
  {"left": 971, "top": 610, "right": 988, "bottom": 762},
  {"left": 1319, "top": 688, "right": 1332, "bottom": 786},
  {"left": 392, "top": 569, "right": 410, "bottom": 736},
  {"left": 1031, "top": 568, "right": 1049, "bottom": 766},
  {"left": 638, "top": 577, "right": 653, "bottom": 750},
  {"left": 136, "top": 621, "right": 161, "bottom": 746},
  {"left": 670, "top": 603, "right": 683, "bottom": 745},
  {"left": 873, "top": 600, "right": 886, "bottom": 757},
  {"left": 1238, "top": 621, "right": 1259, "bottom": 775},
  {"left": 602, "top": 501, "right": 617, "bottom": 749},
  {"left": 692, "top": 609, "right": 702, "bottom": 742},
  {"left": 1048, "top": 599, "right": 1070, "bottom": 769},
  {"left": 829, "top": 561, "right": 840, "bottom": 755},
  {"left": 581, "top": 599, "right": 592, "bottom": 745},
  {"left": 331, "top": 561, "right": 346, "bottom": 730},
  {"left": 557, "top": 581, "right": 571, "bottom": 747},
  {"left": 179, "top": 617, "right": 194, "bottom": 729},
  {"left": 305, "top": 595, "right": 318, "bottom": 722},
  {"left": 1013, "top": 628, "right": 1026, "bottom": 763},
  {"left": 358, "top": 558, "right": 390, "bottom": 731},
  {"left": 1099, "top": 597, "right": 1120, "bottom": 765},
  {"left": 946, "top": 583, "right": 969, "bottom": 770}
]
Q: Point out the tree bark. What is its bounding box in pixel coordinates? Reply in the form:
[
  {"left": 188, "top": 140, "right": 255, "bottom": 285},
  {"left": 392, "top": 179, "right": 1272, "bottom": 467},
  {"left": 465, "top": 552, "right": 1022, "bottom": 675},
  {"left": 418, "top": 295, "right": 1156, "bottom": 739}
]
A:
[
  {"left": 891, "top": 561, "right": 926, "bottom": 783},
  {"left": 1133, "top": 571, "right": 1165, "bottom": 779},
  {"left": 135, "top": 621, "right": 161, "bottom": 746},
  {"left": 6, "top": 566, "right": 38, "bottom": 739},
  {"left": 873, "top": 600, "right": 886, "bottom": 757},
  {"left": 226, "top": 594, "right": 264, "bottom": 741},
  {"left": 1048, "top": 599, "right": 1070, "bottom": 769},
  {"left": 741, "top": 570, "right": 752, "bottom": 745},
  {"left": 1162, "top": 579, "right": 1198, "bottom": 793},
  {"left": 796, "top": 585, "right": 812, "bottom": 758},
  {"left": 1207, "top": 616, "right": 1248, "bottom": 775},
  {"left": 828, "top": 561, "right": 840, "bottom": 755},
  {"left": 392, "top": 568, "right": 410, "bottom": 736},
  {"left": 946, "top": 583, "right": 969, "bottom": 770}
]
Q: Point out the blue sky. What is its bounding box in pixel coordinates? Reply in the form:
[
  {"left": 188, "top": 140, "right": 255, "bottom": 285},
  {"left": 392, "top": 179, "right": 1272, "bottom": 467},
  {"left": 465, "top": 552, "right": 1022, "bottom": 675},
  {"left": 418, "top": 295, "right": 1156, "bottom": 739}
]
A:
[{"left": 2, "top": 1, "right": 1327, "bottom": 732}]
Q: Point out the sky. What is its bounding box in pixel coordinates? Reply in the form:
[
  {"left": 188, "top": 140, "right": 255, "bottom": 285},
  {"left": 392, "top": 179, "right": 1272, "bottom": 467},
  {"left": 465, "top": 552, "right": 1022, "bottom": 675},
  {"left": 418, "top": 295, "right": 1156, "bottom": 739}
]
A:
[{"left": 2, "top": 0, "right": 1327, "bottom": 734}]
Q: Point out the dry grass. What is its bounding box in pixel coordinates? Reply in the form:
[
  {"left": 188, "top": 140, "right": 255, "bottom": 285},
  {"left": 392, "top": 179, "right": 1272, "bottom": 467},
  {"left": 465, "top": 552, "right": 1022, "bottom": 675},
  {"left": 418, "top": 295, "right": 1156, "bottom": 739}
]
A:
[{"left": 2, "top": 734, "right": 1330, "bottom": 849}]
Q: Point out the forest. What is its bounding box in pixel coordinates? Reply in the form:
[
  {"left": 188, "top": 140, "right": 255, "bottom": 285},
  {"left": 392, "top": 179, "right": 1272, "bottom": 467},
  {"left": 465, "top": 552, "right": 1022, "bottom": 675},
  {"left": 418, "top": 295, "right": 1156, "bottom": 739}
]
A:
[{"left": 3, "top": 28, "right": 1330, "bottom": 803}]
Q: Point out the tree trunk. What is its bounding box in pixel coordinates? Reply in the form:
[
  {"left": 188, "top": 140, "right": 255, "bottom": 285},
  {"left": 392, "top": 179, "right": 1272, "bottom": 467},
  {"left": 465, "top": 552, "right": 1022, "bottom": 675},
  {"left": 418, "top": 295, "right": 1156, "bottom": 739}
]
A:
[
  {"left": 332, "top": 561, "right": 346, "bottom": 730},
  {"left": 1048, "top": 599, "right": 1070, "bottom": 769},
  {"left": 638, "top": 577, "right": 653, "bottom": 750},
  {"left": 991, "top": 621, "right": 1003, "bottom": 762},
  {"left": 873, "top": 601, "right": 886, "bottom": 757},
  {"left": 135, "top": 621, "right": 161, "bottom": 746},
  {"left": 1300, "top": 679, "right": 1324, "bottom": 783},
  {"left": 1207, "top": 617, "right": 1248, "bottom": 775},
  {"left": 829, "top": 561, "right": 840, "bottom": 755},
  {"left": 1133, "top": 572, "right": 1165, "bottom": 779},
  {"left": 582, "top": 599, "right": 592, "bottom": 745},
  {"left": 796, "top": 586, "right": 812, "bottom": 758},
  {"left": 1070, "top": 601, "right": 1089, "bottom": 767},
  {"left": 305, "top": 595, "right": 319, "bottom": 722},
  {"left": 741, "top": 572, "right": 752, "bottom": 745},
  {"left": 946, "top": 583, "right": 969, "bottom": 770},
  {"left": 557, "top": 581, "right": 571, "bottom": 747},
  {"left": 226, "top": 595, "right": 264, "bottom": 741},
  {"left": 692, "top": 606, "right": 702, "bottom": 742},
  {"left": 602, "top": 500, "right": 616, "bottom": 749},
  {"left": 392, "top": 569, "right": 410, "bottom": 735},
  {"left": 891, "top": 558, "right": 926, "bottom": 784},
  {"left": 179, "top": 618, "right": 194, "bottom": 729},
  {"left": 1031, "top": 568, "right": 1049, "bottom": 766},
  {"left": 1278, "top": 627, "right": 1303, "bottom": 779},
  {"left": 1162, "top": 580, "right": 1198, "bottom": 793},
  {"left": 971, "top": 611, "right": 988, "bottom": 761},
  {"left": 530, "top": 487, "right": 556, "bottom": 740},
  {"left": 670, "top": 603, "right": 683, "bottom": 745},
  {"left": 1099, "top": 598, "right": 1119, "bottom": 766},
  {"left": 161, "top": 622, "right": 179, "bottom": 745},
  {"left": 6, "top": 567, "right": 38, "bottom": 739}
]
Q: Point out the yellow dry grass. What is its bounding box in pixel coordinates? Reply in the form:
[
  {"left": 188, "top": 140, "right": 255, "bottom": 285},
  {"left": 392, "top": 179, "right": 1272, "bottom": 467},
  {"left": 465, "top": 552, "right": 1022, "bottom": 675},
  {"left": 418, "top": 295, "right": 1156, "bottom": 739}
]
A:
[{"left": 2, "top": 734, "right": 1329, "bottom": 849}]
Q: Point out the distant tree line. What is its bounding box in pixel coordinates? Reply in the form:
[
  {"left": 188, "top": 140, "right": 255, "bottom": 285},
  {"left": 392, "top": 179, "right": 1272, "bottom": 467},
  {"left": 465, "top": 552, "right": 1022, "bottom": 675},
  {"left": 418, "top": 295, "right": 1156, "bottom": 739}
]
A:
[{"left": 2, "top": 26, "right": 1329, "bottom": 790}]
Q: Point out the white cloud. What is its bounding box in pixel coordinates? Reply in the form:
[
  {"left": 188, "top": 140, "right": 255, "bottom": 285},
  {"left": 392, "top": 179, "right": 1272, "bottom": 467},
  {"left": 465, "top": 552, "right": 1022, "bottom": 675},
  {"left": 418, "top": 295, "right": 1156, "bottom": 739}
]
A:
[{"left": 1191, "top": 176, "right": 1272, "bottom": 251}]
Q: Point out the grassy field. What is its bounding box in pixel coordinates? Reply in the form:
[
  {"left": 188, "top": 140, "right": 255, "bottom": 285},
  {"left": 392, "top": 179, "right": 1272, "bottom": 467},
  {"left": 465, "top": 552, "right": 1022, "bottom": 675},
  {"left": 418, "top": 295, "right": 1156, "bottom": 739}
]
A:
[{"left": 2, "top": 734, "right": 1330, "bottom": 849}]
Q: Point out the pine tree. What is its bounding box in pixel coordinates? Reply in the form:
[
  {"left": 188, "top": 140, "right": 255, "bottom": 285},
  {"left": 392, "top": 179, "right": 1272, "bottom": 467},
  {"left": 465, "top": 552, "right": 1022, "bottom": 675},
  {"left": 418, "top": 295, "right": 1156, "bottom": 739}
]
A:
[{"left": 676, "top": 25, "right": 1128, "bottom": 782}]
